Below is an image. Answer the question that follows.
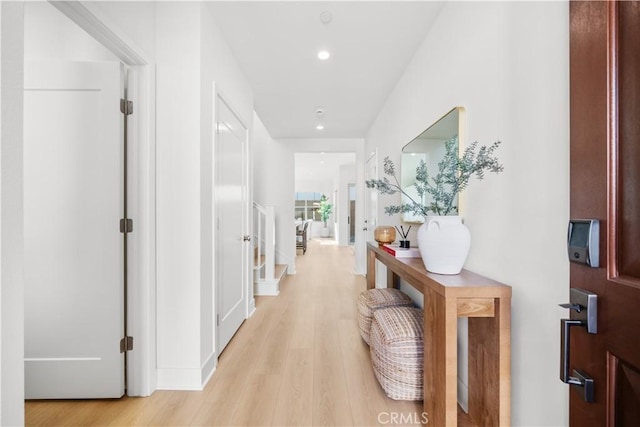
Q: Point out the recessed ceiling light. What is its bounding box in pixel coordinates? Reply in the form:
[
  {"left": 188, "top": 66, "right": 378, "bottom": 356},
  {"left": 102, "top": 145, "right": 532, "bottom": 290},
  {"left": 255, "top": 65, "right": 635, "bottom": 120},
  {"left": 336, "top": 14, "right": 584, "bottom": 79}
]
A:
[
  {"left": 316, "top": 124, "right": 325, "bottom": 130},
  {"left": 317, "top": 50, "right": 330, "bottom": 61}
]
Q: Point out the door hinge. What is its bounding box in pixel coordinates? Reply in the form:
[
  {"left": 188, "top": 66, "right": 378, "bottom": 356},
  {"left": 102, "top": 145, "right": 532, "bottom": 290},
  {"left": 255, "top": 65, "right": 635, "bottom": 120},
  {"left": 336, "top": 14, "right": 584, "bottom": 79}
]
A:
[
  {"left": 120, "top": 218, "right": 133, "bottom": 233},
  {"left": 120, "top": 336, "right": 134, "bottom": 353},
  {"left": 216, "top": 314, "right": 220, "bottom": 327},
  {"left": 120, "top": 99, "right": 133, "bottom": 116}
]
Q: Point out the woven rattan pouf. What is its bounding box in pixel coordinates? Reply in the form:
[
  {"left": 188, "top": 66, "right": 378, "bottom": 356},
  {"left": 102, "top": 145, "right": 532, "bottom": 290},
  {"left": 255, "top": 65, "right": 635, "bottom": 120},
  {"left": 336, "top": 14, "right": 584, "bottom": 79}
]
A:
[
  {"left": 370, "top": 306, "right": 424, "bottom": 400},
  {"left": 357, "top": 288, "right": 414, "bottom": 345}
]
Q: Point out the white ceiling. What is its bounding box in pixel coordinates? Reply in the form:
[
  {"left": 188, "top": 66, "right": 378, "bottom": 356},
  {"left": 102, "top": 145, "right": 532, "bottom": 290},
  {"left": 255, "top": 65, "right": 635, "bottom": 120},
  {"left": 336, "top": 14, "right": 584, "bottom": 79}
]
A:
[
  {"left": 209, "top": 1, "right": 444, "bottom": 139},
  {"left": 295, "top": 152, "right": 356, "bottom": 184}
]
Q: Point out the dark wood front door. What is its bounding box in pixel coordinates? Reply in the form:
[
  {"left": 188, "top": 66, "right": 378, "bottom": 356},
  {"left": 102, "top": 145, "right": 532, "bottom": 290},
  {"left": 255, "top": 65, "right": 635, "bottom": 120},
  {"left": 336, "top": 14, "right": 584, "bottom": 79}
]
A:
[{"left": 570, "top": 1, "right": 640, "bottom": 425}]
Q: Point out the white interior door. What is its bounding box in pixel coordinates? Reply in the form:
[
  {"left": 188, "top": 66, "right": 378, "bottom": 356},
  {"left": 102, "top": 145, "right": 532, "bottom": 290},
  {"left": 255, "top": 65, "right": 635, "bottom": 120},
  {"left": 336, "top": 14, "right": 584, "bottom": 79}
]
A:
[
  {"left": 24, "top": 61, "right": 125, "bottom": 399},
  {"left": 216, "top": 95, "right": 248, "bottom": 353}
]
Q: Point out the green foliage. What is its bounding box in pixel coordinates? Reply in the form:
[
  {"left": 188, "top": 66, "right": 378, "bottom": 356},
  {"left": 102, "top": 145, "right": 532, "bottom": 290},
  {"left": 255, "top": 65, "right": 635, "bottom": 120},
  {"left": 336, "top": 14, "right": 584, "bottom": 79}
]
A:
[
  {"left": 365, "top": 136, "right": 504, "bottom": 217},
  {"left": 317, "top": 194, "right": 333, "bottom": 226}
]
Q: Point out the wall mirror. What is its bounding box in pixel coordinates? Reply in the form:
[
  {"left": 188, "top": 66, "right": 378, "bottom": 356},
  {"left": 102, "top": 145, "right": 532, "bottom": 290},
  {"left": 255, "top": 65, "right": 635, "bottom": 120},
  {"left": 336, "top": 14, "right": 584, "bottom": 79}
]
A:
[{"left": 401, "top": 106, "right": 465, "bottom": 223}]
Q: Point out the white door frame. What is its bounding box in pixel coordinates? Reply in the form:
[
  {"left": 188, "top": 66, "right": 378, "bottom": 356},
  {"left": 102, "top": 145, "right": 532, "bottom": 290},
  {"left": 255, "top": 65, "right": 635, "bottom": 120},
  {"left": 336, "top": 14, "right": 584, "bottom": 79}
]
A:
[{"left": 50, "top": 1, "right": 156, "bottom": 396}]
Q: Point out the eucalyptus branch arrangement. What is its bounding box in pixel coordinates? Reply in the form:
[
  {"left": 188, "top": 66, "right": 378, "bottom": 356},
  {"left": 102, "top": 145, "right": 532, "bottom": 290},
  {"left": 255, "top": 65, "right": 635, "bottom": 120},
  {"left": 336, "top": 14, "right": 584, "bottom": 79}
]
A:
[{"left": 365, "top": 136, "right": 504, "bottom": 217}]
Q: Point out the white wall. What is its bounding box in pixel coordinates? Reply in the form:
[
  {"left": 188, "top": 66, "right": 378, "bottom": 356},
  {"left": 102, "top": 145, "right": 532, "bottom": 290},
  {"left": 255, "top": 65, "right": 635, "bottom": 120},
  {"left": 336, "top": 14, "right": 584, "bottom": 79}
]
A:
[
  {"left": 200, "top": 2, "right": 254, "bottom": 380},
  {"left": 155, "top": 2, "right": 254, "bottom": 390},
  {"left": 24, "top": 2, "right": 116, "bottom": 61},
  {"left": 0, "top": 2, "right": 25, "bottom": 425},
  {"left": 365, "top": 2, "right": 569, "bottom": 426},
  {"left": 295, "top": 178, "right": 333, "bottom": 196},
  {"left": 155, "top": 2, "right": 203, "bottom": 388}
]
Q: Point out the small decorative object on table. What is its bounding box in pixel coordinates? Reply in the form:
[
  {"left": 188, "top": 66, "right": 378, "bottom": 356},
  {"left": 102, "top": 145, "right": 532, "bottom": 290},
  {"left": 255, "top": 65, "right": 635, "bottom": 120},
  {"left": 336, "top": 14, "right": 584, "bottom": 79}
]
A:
[
  {"left": 395, "top": 225, "right": 411, "bottom": 248},
  {"left": 373, "top": 225, "right": 396, "bottom": 247},
  {"left": 366, "top": 135, "right": 503, "bottom": 274},
  {"left": 382, "top": 243, "right": 420, "bottom": 258}
]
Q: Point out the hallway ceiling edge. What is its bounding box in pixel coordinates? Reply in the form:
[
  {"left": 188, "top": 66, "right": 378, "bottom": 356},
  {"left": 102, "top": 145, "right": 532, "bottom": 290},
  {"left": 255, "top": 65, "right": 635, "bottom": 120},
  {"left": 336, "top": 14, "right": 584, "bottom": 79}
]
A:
[{"left": 208, "top": 1, "right": 444, "bottom": 139}]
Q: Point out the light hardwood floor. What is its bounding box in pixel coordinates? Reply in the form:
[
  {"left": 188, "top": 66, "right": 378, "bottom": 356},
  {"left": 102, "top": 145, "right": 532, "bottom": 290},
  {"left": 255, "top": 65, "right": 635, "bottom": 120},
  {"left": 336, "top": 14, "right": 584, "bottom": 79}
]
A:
[{"left": 25, "top": 239, "right": 426, "bottom": 426}]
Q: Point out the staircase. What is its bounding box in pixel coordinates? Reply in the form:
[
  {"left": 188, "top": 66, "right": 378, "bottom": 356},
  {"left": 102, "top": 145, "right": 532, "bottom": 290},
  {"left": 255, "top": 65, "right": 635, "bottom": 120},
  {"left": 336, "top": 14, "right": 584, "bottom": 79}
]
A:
[{"left": 253, "top": 202, "right": 287, "bottom": 296}]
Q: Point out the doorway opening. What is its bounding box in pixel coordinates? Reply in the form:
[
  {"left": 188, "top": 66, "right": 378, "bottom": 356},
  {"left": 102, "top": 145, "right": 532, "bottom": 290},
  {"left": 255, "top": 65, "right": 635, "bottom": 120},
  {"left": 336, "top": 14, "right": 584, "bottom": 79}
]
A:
[
  {"left": 348, "top": 183, "right": 356, "bottom": 245},
  {"left": 22, "top": 1, "right": 155, "bottom": 398},
  {"left": 294, "top": 152, "right": 356, "bottom": 246}
]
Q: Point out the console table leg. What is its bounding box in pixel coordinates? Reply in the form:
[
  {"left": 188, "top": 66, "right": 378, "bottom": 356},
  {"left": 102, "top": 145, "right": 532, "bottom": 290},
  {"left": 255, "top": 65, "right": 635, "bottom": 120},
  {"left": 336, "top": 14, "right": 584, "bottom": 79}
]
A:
[
  {"left": 367, "top": 249, "right": 376, "bottom": 289},
  {"left": 387, "top": 269, "right": 400, "bottom": 289},
  {"left": 424, "top": 288, "right": 458, "bottom": 426},
  {"left": 468, "top": 298, "right": 510, "bottom": 426}
]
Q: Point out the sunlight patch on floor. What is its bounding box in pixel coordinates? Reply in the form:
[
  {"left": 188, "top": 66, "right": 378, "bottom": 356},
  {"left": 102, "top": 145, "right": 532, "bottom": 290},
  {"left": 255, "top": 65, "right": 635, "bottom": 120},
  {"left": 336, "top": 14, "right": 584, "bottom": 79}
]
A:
[{"left": 317, "top": 238, "right": 338, "bottom": 246}]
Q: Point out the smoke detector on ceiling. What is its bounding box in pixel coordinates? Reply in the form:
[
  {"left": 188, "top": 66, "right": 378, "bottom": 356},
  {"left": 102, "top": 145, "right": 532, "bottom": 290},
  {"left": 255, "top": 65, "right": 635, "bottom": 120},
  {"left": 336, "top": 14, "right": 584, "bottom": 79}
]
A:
[
  {"left": 320, "top": 11, "right": 332, "bottom": 25},
  {"left": 315, "top": 108, "right": 325, "bottom": 117}
]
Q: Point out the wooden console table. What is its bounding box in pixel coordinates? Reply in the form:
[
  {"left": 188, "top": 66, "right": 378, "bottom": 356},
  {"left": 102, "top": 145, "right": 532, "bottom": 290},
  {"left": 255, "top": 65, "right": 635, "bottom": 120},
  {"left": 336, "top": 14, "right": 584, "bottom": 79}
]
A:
[{"left": 367, "top": 242, "right": 511, "bottom": 427}]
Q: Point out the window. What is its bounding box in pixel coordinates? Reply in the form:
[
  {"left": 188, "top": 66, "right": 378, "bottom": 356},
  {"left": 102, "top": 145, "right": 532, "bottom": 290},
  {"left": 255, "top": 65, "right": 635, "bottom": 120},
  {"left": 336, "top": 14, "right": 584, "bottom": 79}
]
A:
[{"left": 295, "top": 192, "right": 322, "bottom": 221}]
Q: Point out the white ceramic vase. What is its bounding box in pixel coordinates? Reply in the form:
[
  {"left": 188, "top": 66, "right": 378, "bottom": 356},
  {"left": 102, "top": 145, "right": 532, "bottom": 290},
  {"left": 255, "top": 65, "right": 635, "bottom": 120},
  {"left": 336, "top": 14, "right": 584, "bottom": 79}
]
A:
[{"left": 417, "top": 216, "right": 471, "bottom": 275}]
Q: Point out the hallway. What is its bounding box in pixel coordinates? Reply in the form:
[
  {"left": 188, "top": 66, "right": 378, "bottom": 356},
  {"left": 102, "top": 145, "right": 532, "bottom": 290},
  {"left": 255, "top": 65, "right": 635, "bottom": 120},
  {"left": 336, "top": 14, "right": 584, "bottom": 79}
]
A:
[{"left": 26, "top": 240, "right": 424, "bottom": 426}]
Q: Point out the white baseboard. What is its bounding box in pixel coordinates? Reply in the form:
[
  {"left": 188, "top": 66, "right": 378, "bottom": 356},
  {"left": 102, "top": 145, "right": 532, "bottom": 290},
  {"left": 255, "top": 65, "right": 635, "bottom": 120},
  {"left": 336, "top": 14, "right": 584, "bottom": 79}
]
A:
[
  {"left": 156, "top": 352, "right": 217, "bottom": 391},
  {"left": 254, "top": 279, "right": 280, "bottom": 296},
  {"left": 156, "top": 368, "right": 204, "bottom": 391},
  {"left": 200, "top": 352, "right": 217, "bottom": 387},
  {"left": 247, "top": 298, "right": 256, "bottom": 317}
]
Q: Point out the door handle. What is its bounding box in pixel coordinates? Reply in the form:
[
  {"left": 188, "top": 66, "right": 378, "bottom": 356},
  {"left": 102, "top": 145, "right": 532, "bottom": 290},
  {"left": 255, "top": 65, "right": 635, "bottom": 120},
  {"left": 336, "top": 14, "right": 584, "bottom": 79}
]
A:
[
  {"left": 560, "top": 319, "right": 582, "bottom": 383},
  {"left": 243, "top": 235, "right": 251, "bottom": 242},
  {"left": 559, "top": 319, "right": 594, "bottom": 402},
  {"left": 559, "top": 288, "right": 598, "bottom": 403}
]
